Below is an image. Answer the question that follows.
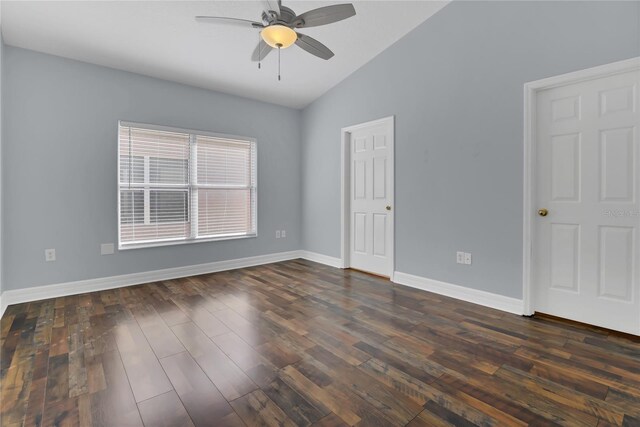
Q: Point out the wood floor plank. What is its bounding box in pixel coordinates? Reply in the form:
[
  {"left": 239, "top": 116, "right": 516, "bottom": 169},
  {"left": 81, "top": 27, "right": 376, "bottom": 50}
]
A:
[
  {"left": 435, "top": 370, "right": 598, "bottom": 426},
  {"left": 230, "top": 389, "right": 296, "bottom": 427},
  {"left": 311, "top": 413, "right": 349, "bottom": 427},
  {"left": 1, "top": 259, "right": 639, "bottom": 427},
  {"left": 68, "top": 323, "right": 88, "bottom": 398},
  {"left": 516, "top": 346, "right": 640, "bottom": 398},
  {"left": 131, "top": 303, "right": 185, "bottom": 358},
  {"left": 211, "top": 331, "right": 279, "bottom": 388},
  {"left": 211, "top": 331, "right": 270, "bottom": 372},
  {"left": 262, "top": 377, "right": 327, "bottom": 426},
  {"left": 21, "top": 344, "right": 49, "bottom": 427},
  {"left": 160, "top": 351, "right": 236, "bottom": 426},
  {"left": 33, "top": 301, "right": 54, "bottom": 348},
  {"left": 495, "top": 365, "right": 626, "bottom": 424},
  {"left": 137, "top": 390, "right": 194, "bottom": 427},
  {"left": 623, "top": 415, "right": 640, "bottom": 426},
  {"left": 212, "top": 308, "right": 275, "bottom": 346},
  {"left": 42, "top": 397, "right": 79, "bottom": 427},
  {"left": 1, "top": 318, "right": 38, "bottom": 425},
  {"left": 49, "top": 326, "right": 69, "bottom": 357},
  {"left": 353, "top": 341, "right": 443, "bottom": 384},
  {"left": 421, "top": 400, "right": 478, "bottom": 427},
  {"left": 304, "top": 345, "right": 423, "bottom": 425},
  {"left": 606, "top": 388, "right": 640, "bottom": 418},
  {"left": 88, "top": 350, "right": 144, "bottom": 427},
  {"left": 44, "top": 354, "right": 70, "bottom": 406},
  {"left": 406, "top": 409, "right": 456, "bottom": 427},
  {"left": 528, "top": 363, "right": 610, "bottom": 400},
  {"left": 84, "top": 313, "right": 117, "bottom": 358},
  {"left": 113, "top": 321, "right": 173, "bottom": 402},
  {"left": 171, "top": 321, "right": 257, "bottom": 401},
  {"left": 146, "top": 292, "right": 190, "bottom": 326},
  {"left": 255, "top": 340, "right": 303, "bottom": 368},
  {"left": 278, "top": 365, "right": 361, "bottom": 425},
  {"left": 305, "top": 328, "right": 371, "bottom": 366},
  {"left": 173, "top": 296, "right": 230, "bottom": 338},
  {"left": 23, "top": 377, "right": 47, "bottom": 427}
]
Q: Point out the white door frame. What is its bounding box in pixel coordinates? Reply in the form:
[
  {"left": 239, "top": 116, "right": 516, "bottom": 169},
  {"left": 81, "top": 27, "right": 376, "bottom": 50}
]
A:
[
  {"left": 522, "top": 57, "right": 640, "bottom": 316},
  {"left": 340, "top": 116, "right": 395, "bottom": 279}
]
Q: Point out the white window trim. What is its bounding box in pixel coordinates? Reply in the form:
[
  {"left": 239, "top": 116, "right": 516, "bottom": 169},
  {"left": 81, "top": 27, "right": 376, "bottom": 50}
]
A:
[{"left": 117, "top": 120, "right": 258, "bottom": 250}]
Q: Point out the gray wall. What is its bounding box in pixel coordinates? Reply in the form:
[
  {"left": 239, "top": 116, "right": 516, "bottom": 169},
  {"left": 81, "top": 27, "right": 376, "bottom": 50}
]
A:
[
  {"left": 3, "top": 46, "right": 302, "bottom": 291},
  {"left": 3, "top": 1, "right": 639, "bottom": 297},
  {"left": 301, "top": 1, "right": 640, "bottom": 299},
  {"left": 0, "top": 30, "right": 4, "bottom": 296}
]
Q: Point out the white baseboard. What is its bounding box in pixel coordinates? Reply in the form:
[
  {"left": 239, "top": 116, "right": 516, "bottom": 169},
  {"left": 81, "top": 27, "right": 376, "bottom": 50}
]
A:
[
  {"left": 0, "top": 252, "right": 523, "bottom": 319},
  {"left": 393, "top": 271, "right": 525, "bottom": 315},
  {"left": 0, "top": 250, "right": 301, "bottom": 317},
  {"left": 298, "top": 250, "right": 344, "bottom": 268}
]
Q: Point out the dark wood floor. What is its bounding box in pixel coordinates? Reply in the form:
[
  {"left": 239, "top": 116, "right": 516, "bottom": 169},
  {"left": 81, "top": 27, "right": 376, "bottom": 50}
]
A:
[{"left": 1, "top": 259, "right": 639, "bottom": 427}]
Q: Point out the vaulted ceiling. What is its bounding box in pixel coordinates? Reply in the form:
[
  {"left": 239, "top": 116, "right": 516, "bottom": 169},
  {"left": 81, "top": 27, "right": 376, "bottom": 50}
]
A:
[{"left": 1, "top": 1, "right": 448, "bottom": 108}]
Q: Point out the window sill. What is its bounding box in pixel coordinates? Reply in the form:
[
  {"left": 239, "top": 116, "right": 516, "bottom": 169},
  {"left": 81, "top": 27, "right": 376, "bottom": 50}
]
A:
[{"left": 118, "top": 233, "right": 258, "bottom": 251}]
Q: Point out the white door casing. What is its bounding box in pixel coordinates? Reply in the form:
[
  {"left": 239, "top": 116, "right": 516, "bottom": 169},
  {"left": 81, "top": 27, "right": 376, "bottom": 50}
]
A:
[
  {"left": 525, "top": 58, "right": 640, "bottom": 335},
  {"left": 341, "top": 117, "right": 394, "bottom": 278}
]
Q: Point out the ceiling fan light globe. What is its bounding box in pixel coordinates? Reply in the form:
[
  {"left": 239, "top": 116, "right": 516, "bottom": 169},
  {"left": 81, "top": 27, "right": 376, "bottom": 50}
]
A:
[{"left": 261, "top": 25, "right": 297, "bottom": 49}]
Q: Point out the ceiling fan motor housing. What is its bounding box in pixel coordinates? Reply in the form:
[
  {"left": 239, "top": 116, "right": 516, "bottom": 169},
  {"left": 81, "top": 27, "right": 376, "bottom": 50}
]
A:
[{"left": 275, "top": 6, "right": 296, "bottom": 25}]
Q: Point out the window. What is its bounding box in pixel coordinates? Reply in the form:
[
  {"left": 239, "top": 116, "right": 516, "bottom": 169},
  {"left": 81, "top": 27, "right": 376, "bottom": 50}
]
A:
[{"left": 118, "top": 122, "right": 257, "bottom": 249}]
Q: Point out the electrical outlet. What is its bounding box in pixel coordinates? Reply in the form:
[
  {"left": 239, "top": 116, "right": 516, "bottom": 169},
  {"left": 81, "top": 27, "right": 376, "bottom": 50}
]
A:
[
  {"left": 464, "top": 252, "right": 472, "bottom": 265},
  {"left": 45, "top": 248, "right": 56, "bottom": 262},
  {"left": 101, "top": 243, "right": 115, "bottom": 255},
  {"left": 276, "top": 230, "right": 281, "bottom": 239},
  {"left": 456, "top": 251, "right": 465, "bottom": 264},
  {"left": 281, "top": 230, "right": 286, "bottom": 238}
]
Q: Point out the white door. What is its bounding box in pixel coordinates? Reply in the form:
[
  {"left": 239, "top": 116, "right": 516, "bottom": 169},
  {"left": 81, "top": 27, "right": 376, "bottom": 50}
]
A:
[
  {"left": 349, "top": 120, "right": 393, "bottom": 277},
  {"left": 533, "top": 67, "right": 640, "bottom": 334}
]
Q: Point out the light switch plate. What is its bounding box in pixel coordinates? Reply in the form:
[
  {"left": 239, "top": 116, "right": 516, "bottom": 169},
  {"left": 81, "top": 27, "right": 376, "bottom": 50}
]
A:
[
  {"left": 464, "top": 253, "right": 472, "bottom": 265},
  {"left": 101, "top": 243, "right": 115, "bottom": 255},
  {"left": 456, "top": 251, "right": 465, "bottom": 264},
  {"left": 281, "top": 230, "right": 286, "bottom": 238},
  {"left": 276, "top": 230, "right": 281, "bottom": 239}
]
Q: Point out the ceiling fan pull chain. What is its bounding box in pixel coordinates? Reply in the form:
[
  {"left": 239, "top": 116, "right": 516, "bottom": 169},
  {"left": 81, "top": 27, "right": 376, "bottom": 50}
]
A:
[
  {"left": 278, "top": 45, "right": 281, "bottom": 81},
  {"left": 258, "top": 32, "right": 261, "bottom": 69}
]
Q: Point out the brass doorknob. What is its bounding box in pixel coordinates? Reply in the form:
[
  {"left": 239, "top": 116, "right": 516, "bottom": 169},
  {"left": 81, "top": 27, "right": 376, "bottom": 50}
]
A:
[
  {"left": 386, "top": 205, "right": 392, "bottom": 211},
  {"left": 538, "top": 208, "right": 548, "bottom": 217}
]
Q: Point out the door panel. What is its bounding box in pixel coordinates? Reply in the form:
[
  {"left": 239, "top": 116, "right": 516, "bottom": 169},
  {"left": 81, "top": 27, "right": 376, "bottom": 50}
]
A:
[
  {"left": 598, "top": 226, "right": 634, "bottom": 301},
  {"left": 353, "top": 213, "right": 367, "bottom": 254},
  {"left": 549, "top": 223, "right": 580, "bottom": 292},
  {"left": 354, "top": 160, "right": 366, "bottom": 199},
  {"left": 600, "top": 127, "right": 635, "bottom": 201},
  {"left": 551, "top": 95, "right": 581, "bottom": 122},
  {"left": 550, "top": 133, "right": 581, "bottom": 201},
  {"left": 534, "top": 67, "right": 640, "bottom": 334},
  {"left": 600, "top": 85, "right": 635, "bottom": 116},
  {"left": 349, "top": 121, "right": 393, "bottom": 277},
  {"left": 373, "top": 157, "right": 387, "bottom": 200},
  {"left": 373, "top": 213, "right": 387, "bottom": 257}
]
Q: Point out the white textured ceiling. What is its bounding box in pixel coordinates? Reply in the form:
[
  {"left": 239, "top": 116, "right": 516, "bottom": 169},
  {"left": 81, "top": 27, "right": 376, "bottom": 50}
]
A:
[{"left": 1, "top": 1, "right": 448, "bottom": 108}]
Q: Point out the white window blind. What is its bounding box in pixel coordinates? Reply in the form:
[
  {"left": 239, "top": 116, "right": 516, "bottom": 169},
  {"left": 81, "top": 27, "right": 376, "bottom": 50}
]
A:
[{"left": 118, "top": 122, "right": 257, "bottom": 249}]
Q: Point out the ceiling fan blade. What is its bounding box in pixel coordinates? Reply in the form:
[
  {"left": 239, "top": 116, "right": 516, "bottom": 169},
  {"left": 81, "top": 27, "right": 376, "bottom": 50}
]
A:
[
  {"left": 295, "top": 33, "right": 334, "bottom": 60},
  {"left": 262, "top": 0, "right": 281, "bottom": 17},
  {"left": 293, "top": 4, "right": 355, "bottom": 28},
  {"left": 251, "top": 39, "right": 274, "bottom": 62},
  {"left": 195, "top": 16, "right": 263, "bottom": 28}
]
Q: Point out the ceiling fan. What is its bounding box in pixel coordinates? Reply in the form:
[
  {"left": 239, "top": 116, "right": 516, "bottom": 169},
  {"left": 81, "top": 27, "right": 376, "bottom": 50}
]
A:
[{"left": 196, "top": 1, "right": 356, "bottom": 80}]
